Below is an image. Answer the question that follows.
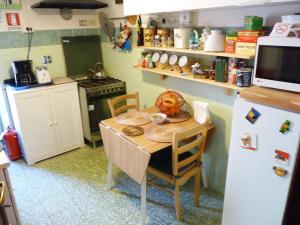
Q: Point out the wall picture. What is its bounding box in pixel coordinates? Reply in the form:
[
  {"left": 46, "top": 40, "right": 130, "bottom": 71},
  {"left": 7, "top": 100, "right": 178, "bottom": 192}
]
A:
[{"left": 0, "top": 0, "right": 22, "bottom": 9}]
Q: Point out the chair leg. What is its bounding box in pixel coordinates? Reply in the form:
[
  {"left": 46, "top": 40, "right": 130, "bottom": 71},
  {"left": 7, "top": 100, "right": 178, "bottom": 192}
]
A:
[
  {"left": 174, "top": 181, "right": 181, "bottom": 220},
  {"left": 194, "top": 169, "right": 201, "bottom": 207}
]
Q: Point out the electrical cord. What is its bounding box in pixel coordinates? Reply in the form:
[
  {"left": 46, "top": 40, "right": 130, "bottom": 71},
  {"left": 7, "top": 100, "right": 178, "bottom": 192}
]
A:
[{"left": 26, "top": 27, "right": 33, "bottom": 60}]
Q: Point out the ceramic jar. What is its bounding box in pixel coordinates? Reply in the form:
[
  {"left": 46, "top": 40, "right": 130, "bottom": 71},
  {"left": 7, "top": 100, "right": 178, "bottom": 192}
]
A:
[
  {"left": 204, "top": 30, "right": 225, "bottom": 52},
  {"left": 178, "top": 55, "right": 192, "bottom": 75},
  {"left": 152, "top": 52, "right": 160, "bottom": 68},
  {"left": 169, "top": 55, "right": 181, "bottom": 73},
  {"left": 159, "top": 53, "right": 169, "bottom": 69},
  {"left": 144, "top": 28, "right": 156, "bottom": 47}
]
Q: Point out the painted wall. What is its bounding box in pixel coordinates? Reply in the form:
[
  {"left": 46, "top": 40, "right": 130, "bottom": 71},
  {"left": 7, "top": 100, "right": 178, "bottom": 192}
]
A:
[{"left": 100, "top": 3, "right": 300, "bottom": 193}]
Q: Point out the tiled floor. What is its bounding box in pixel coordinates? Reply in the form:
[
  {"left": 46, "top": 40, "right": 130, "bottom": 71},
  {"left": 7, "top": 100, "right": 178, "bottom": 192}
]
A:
[{"left": 8, "top": 146, "right": 223, "bottom": 225}]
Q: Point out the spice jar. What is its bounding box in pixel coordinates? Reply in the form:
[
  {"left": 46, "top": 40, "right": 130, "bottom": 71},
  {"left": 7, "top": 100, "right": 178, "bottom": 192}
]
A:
[{"left": 154, "top": 35, "right": 161, "bottom": 47}]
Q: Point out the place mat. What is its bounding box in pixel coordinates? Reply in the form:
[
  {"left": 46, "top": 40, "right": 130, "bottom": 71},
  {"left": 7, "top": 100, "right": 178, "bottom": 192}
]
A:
[
  {"left": 116, "top": 111, "right": 151, "bottom": 126},
  {"left": 144, "top": 125, "right": 183, "bottom": 143},
  {"left": 122, "top": 126, "right": 144, "bottom": 136},
  {"left": 167, "top": 110, "right": 191, "bottom": 123}
]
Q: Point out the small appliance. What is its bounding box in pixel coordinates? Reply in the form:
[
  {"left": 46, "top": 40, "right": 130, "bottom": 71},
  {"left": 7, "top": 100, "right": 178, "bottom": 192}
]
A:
[
  {"left": 253, "top": 36, "right": 300, "bottom": 93},
  {"left": 12, "top": 60, "right": 37, "bottom": 86},
  {"left": 174, "top": 28, "right": 191, "bottom": 49},
  {"left": 36, "top": 66, "right": 52, "bottom": 84}
]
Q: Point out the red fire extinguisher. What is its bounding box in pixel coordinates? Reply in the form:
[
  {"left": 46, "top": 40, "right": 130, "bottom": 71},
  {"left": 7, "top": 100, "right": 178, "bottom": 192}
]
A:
[{"left": 3, "top": 127, "right": 22, "bottom": 160}]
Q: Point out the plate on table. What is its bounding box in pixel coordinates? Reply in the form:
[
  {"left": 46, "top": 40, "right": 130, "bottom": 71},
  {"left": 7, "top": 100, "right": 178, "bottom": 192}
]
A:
[
  {"left": 122, "top": 126, "right": 144, "bottom": 136},
  {"left": 116, "top": 111, "right": 151, "bottom": 126},
  {"left": 167, "top": 110, "right": 191, "bottom": 123},
  {"left": 144, "top": 125, "right": 183, "bottom": 143}
]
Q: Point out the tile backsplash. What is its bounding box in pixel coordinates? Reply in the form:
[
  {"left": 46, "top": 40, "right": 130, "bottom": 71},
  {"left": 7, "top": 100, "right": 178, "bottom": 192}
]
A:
[{"left": 0, "top": 28, "right": 100, "bottom": 49}]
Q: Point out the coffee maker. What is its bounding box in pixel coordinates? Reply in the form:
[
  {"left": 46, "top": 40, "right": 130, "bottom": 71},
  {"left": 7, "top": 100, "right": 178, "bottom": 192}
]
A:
[{"left": 12, "top": 60, "right": 37, "bottom": 86}]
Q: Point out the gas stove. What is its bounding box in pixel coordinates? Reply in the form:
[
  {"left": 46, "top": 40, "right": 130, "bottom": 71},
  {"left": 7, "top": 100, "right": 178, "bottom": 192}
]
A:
[
  {"left": 77, "top": 76, "right": 126, "bottom": 148},
  {"left": 77, "top": 77, "right": 126, "bottom": 96}
]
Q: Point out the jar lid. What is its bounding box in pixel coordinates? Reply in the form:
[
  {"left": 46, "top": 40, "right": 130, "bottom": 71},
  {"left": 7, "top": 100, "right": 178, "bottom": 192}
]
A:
[
  {"left": 169, "top": 55, "right": 178, "bottom": 65},
  {"left": 178, "top": 56, "right": 188, "bottom": 67},
  {"left": 160, "top": 53, "right": 169, "bottom": 64},
  {"left": 152, "top": 53, "right": 160, "bottom": 63}
]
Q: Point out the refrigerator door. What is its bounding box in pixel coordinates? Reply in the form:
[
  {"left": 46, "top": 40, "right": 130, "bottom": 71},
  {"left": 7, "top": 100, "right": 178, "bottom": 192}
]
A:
[{"left": 222, "top": 97, "right": 300, "bottom": 225}]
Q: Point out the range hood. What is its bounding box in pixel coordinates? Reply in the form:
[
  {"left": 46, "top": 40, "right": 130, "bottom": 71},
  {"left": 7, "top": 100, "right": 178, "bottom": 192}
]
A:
[{"left": 31, "top": 0, "right": 108, "bottom": 9}]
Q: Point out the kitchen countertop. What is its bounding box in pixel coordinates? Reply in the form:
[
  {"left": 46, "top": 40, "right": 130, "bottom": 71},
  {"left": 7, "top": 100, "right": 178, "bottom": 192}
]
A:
[{"left": 0, "top": 151, "right": 9, "bottom": 169}]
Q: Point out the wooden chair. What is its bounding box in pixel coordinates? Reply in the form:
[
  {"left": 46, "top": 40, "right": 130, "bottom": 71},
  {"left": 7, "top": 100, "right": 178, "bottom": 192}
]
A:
[
  {"left": 147, "top": 122, "right": 209, "bottom": 220},
  {"left": 107, "top": 92, "right": 140, "bottom": 117}
]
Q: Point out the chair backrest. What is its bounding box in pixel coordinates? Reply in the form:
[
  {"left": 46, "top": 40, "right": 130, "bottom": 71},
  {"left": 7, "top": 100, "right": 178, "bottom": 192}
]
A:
[
  {"left": 172, "top": 122, "right": 208, "bottom": 176},
  {"left": 108, "top": 92, "right": 140, "bottom": 117}
]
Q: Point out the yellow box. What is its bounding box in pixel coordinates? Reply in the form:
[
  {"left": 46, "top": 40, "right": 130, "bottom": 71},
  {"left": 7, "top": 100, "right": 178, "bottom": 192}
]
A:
[{"left": 236, "top": 42, "right": 256, "bottom": 55}]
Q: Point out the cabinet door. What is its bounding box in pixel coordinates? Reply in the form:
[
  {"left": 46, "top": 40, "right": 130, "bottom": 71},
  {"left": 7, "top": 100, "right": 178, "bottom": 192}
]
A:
[
  {"left": 124, "top": 0, "right": 182, "bottom": 15},
  {"left": 0, "top": 169, "right": 19, "bottom": 225},
  {"left": 13, "top": 90, "right": 57, "bottom": 164},
  {"left": 49, "top": 84, "right": 84, "bottom": 153}
]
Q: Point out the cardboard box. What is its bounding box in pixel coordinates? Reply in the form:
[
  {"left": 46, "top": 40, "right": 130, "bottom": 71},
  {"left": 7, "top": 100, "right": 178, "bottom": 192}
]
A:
[
  {"left": 236, "top": 42, "right": 256, "bottom": 55},
  {"left": 237, "top": 36, "right": 258, "bottom": 43},
  {"left": 238, "top": 30, "right": 268, "bottom": 37}
]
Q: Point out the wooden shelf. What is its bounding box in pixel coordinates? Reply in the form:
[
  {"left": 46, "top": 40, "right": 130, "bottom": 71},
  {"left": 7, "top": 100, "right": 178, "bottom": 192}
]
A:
[
  {"left": 142, "top": 46, "right": 255, "bottom": 60},
  {"left": 136, "top": 66, "right": 246, "bottom": 91}
]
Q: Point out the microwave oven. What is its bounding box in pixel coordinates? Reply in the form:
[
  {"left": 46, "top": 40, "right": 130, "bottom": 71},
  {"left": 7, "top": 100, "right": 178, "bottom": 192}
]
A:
[{"left": 253, "top": 37, "right": 300, "bottom": 93}]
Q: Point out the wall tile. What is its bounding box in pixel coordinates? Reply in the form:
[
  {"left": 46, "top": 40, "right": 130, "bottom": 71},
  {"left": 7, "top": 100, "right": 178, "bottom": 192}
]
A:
[{"left": 0, "top": 29, "right": 101, "bottom": 49}]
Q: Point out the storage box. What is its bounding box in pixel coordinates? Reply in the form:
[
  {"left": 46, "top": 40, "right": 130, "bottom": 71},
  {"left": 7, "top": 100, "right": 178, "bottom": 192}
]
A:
[
  {"left": 225, "top": 31, "right": 238, "bottom": 53},
  {"left": 238, "top": 30, "right": 267, "bottom": 36},
  {"left": 236, "top": 42, "right": 256, "bottom": 55},
  {"left": 244, "top": 16, "right": 263, "bottom": 31},
  {"left": 237, "top": 36, "right": 259, "bottom": 43}
]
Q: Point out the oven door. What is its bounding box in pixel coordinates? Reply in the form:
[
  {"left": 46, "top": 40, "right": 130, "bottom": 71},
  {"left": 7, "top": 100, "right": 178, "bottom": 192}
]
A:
[{"left": 87, "top": 92, "right": 126, "bottom": 132}]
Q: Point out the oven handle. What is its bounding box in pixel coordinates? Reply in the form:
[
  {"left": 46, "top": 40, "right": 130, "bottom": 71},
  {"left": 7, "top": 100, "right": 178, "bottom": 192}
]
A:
[{"left": 0, "top": 182, "right": 4, "bottom": 206}]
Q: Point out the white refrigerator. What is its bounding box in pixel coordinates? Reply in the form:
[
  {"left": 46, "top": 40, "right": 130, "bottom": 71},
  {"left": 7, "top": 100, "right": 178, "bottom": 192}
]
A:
[{"left": 222, "top": 97, "right": 300, "bottom": 225}]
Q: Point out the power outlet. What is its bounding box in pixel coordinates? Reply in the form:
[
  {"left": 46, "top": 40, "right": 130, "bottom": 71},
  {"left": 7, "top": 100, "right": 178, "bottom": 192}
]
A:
[
  {"left": 87, "top": 19, "right": 97, "bottom": 27},
  {"left": 42, "top": 56, "right": 52, "bottom": 64},
  {"left": 79, "top": 20, "right": 87, "bottom": 26}
]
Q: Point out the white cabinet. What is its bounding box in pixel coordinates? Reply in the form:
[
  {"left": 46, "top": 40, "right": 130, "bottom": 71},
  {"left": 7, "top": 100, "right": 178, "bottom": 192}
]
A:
[
  {"left": 124, "top": 0, "right": 180, "bottom": 15},
  {"left": 49, "top": 84, "right": 83, "bottom": 152},
  {"left": 124, "top": 0, "right": 299, "bottom": 15},
  {"left": 7, "top": 82, "right": 84, "bottom": 164}
]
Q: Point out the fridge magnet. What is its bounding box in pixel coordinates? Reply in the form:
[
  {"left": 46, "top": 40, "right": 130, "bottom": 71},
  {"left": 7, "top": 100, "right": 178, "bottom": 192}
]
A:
[
  {"left": 273, "top": 166, "right": 288, "bottom": 177},
  {"left": 240, "top": 132, "right": 257, "bottom": 151},
  {"left": 279, "top": 120, "right": 291, "bottom": 134},
  {"left": 245, "top": 108, "right": 261, "bottom": 124},
  {"left": 274, "top": 149, "right": 290, "bottom": 166}
]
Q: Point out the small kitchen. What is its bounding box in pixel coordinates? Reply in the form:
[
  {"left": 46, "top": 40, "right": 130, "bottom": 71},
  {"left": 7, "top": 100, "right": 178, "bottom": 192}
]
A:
[{"left": 0, "top": 0, "right": 300, "bottom": 225}]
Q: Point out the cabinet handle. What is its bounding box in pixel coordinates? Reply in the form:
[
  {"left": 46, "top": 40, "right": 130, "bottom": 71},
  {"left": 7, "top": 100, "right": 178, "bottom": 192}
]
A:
[
  {"left": 49, "top": 122, "right": 53, "bottom": 127},
  {"left": 54, "top": 121, "right": 58, "bottom": 125}
]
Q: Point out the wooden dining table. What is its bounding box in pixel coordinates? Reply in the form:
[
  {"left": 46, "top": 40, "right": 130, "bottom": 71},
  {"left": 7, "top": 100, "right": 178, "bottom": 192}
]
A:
[{"left": 99, "top": 107, "right": 213, "bottom": 225}]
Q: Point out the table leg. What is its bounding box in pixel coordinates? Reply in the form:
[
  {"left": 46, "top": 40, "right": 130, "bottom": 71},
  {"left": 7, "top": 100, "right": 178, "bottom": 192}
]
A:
[
  {"left": 201, "top": 164, "right": 208, "bottom": 189},
  {"left": 106, "top": 160, "right": 113, "bottom": 190},
  {"left": 141, "top": 174, "right": 147, "bottom": 225}
]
